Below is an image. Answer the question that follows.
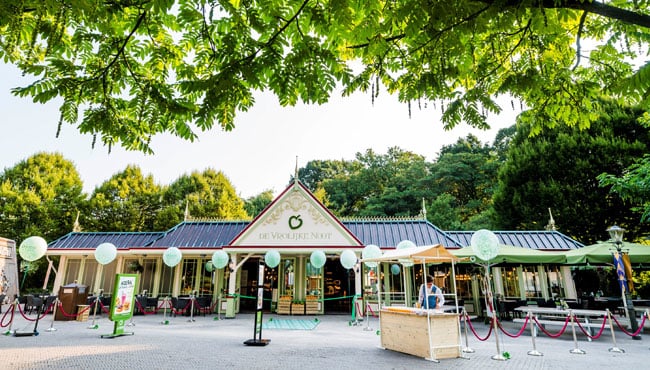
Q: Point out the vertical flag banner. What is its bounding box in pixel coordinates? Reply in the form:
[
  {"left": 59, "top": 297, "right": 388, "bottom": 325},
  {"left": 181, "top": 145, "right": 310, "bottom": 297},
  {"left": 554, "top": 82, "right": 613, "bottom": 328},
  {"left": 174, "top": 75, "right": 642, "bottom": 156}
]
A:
[
  {"left": 622, "top": 253, "right": 634, "bottom": 292},
  {"left": 612, "top": 251, "right": 628, "bottom": 293}
]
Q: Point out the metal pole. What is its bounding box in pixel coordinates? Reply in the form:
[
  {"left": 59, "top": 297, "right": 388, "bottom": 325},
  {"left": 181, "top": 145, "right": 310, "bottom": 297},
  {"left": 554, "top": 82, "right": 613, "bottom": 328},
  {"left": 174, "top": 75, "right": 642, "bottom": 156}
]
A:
[
  {"left": 607, "top": 309, "right": 625, "bottom": 353},
  {"left": 46, "top": 298, "right": 58, "bottom": 332},
  {"left": 87, "top": 295, "right": 100, "bottom": 329},
  {"left": 527, "top": 311, "right": 543, "bottom": 356},
  {"left": 462, "top": 308, "right": 475, "bottom": 353},
  {"left": 569, "top": 310, "right": 586, "bottom": 354}
]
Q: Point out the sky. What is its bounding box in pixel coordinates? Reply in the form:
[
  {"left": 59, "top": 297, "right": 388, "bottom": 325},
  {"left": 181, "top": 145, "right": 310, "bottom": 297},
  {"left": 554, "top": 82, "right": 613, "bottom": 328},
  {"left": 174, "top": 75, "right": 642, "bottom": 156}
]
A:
[{"left": 0, "top": 62, "right": 521, "bottom": 199}]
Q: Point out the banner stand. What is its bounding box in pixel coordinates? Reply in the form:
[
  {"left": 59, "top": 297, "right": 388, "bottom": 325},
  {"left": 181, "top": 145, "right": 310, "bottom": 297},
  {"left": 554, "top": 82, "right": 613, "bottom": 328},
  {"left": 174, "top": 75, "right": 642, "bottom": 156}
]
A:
[
  {"left": 244, "top": 263, "right": 270, "bottom": 346},
  {"left": 101, "top": 274, "right": 138, "bottom": 339}
]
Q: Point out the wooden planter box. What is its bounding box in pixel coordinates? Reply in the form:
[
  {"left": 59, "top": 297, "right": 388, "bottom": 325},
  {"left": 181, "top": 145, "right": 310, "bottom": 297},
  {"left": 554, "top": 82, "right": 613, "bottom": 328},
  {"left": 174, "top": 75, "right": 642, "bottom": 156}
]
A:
[{"left": 277, "top": 296, "right": 292, "bottom": 315}]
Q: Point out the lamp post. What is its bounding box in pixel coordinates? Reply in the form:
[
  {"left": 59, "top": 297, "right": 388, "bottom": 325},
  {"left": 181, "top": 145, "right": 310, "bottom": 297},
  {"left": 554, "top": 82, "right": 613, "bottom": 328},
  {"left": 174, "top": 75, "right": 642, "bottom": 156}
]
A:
[{"left": 606, "top": 225, "right": 641, "bottom": 340}]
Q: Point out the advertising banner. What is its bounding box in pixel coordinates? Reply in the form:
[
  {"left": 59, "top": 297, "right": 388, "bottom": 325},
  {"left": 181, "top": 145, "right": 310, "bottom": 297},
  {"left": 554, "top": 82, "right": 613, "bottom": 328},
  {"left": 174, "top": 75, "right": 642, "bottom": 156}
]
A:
[{"left": 102, "top": 273, "right": 138, "bottom": 338}]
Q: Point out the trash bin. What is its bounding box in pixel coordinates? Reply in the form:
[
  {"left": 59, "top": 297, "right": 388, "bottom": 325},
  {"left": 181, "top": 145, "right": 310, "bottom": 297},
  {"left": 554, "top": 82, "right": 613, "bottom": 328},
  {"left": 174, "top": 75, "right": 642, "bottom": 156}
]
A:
[{"left": 55, "top": 282, "right": 88, "bottom": 321}]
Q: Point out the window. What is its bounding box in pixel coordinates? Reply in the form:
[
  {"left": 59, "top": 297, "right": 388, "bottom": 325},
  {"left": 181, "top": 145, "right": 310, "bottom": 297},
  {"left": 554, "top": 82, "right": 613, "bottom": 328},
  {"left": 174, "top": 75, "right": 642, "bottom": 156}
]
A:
[
  {"left": 64, "top": 259, "right": 81, "bottom": 285},
  {"left": 501, "top": 267, "right": 520, "bottom": 297}
]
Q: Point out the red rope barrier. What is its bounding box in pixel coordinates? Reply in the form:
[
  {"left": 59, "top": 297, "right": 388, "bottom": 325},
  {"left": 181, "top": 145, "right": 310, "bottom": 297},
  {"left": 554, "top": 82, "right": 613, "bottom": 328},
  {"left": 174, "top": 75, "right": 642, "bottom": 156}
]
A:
[
  {"left": 464, "top": 313, "right": 493, "bottom": 341},
  {"left": 98, "top": 300, "right": 110, "bottom": 314},
  {"left": 16, "top": 301, "right": 51, "bottom": 322},
  {"left": 574, "top": 313, "right": 608, "bottom": 340},
  {"left": 496, "top": 315, "right": 529, "bottom": 338},
  {"left": 1, "top": 304, "right": 15, "bottom": 327},
  {"left": 532, "top": 315, "right": 570, "bottom": 338},
  {"left": 610, "top": 312, "right": 648, "bottom": 337}
]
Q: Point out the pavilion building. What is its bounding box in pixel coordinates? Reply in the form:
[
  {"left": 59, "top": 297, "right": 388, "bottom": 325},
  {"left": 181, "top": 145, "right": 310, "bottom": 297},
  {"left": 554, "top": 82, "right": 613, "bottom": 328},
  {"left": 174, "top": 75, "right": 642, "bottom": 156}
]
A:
[{"left": 46, "top": 180, "right": 583, "bottom": 317}]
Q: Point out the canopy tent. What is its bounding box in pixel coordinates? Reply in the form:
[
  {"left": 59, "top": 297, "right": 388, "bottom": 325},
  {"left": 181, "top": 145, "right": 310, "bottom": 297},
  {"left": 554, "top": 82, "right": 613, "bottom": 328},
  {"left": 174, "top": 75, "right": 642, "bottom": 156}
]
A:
[
  {"left": 360, "top": 244, "right": 461, "bottom": 264},
  {"left": 449, "top": 244, "right": 566, "bottom": 264},
  {"left": 565, "top": 241, "right": 650, "bottom": 265}
]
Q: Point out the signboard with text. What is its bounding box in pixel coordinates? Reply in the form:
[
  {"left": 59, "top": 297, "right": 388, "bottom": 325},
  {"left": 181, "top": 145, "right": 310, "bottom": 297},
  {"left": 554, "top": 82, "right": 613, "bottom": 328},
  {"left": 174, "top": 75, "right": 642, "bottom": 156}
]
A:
[{"left": 102, "top": 273, "right": 138, "bottom": 338}]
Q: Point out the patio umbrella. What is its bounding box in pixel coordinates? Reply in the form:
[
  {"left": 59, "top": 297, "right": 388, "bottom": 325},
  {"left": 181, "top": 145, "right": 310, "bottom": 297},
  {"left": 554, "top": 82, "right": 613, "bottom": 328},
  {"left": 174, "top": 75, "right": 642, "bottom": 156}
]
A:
[
  {"left": 565, "top": 241, "right": 650, "bottom": 265},
  {"left": 450, "top": 244, "right": 566, "bottom": 264}
]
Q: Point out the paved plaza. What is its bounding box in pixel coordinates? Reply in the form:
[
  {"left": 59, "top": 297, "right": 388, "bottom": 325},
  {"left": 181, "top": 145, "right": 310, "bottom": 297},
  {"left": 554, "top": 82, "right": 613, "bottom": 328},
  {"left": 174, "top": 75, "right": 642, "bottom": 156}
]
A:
[{"left": 1, "top": 310, "right": 649, "bottom": 369}]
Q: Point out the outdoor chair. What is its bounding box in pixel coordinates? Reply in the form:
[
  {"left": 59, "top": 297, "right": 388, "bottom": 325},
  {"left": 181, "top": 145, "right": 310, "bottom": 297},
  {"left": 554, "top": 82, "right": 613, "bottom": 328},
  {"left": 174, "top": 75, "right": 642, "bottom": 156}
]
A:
[
  {"left": 0, "top": 294, "right": 5, "bottom": 313},
  {"left": 25, "top": 294, "right": 43, "bottom": 314}
]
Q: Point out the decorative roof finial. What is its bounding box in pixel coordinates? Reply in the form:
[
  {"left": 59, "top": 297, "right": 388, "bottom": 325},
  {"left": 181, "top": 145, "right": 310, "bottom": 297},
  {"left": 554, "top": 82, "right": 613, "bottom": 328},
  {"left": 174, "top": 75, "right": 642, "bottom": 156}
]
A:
[
  {"left": 72, "top": 211, "right": 82, "bottom": 232},
  {"left": 184, "top": 199, "right": 190, "bottom": 221},
  {"left": 545, "top": 208, "right": 557, "bottom": 231},
  {"left": 420, "top": 198, "right": 427, "bottom": 220},
  {"left": 294, "top": 155, "right": 299, "bottom": 184}
]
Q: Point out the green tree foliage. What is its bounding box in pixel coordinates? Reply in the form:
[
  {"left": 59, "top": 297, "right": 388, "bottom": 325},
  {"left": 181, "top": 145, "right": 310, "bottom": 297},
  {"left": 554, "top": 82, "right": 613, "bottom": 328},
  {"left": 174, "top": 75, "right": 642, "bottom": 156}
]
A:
[
  {"left": 493, "top": 102, "right": 650, "bottom": 243},
  {"left": 244, "top": 190, "right": 274, "bottom": 218},
  {"left": 157, "top": 169, "right": 248, "bottom": 227},
  {"left": 598, "top": 151, "right": 650, "bottom": 223},
  {"left": 0, "top": 152, "right": 85, "bottom": 289},
  {"left": 86, "top": 165, "right": 163, "bottom": 231},
  {"left": 2, "top": 1, "right": 650, "bottom": 153},
  {"left": 430, "top": 134, "right": 501, "bottom": 227}
]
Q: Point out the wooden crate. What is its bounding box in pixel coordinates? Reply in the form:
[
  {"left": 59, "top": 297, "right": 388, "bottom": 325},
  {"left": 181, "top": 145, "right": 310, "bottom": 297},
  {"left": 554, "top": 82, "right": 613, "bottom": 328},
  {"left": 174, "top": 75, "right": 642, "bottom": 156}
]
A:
[
  {"left": 379, "top": 309, "right": 460, "bottom": 360},
  {"left": 76, "top": 305, "right": 90, "bottom": 322},
  {"left": 277, "top": 296, "right": 291, "bottom": 315},
  {"left": 305, "top": 296, "right": 320, "bottom": 314},
  {"left": 291, "top": 303, "right": 304, "bottom": 315}
]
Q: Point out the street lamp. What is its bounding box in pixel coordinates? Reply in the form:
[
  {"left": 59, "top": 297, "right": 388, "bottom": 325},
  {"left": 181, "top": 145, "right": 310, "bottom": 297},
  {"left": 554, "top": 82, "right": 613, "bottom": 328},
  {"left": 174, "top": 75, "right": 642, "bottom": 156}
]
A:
[{"left": 606, "top": 225, "right": 641, "bottom": 340}]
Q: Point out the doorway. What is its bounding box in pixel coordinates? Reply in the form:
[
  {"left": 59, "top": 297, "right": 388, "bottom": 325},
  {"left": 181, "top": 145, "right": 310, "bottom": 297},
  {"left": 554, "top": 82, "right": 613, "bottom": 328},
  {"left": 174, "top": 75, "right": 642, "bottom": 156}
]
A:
[{"left": 324, "top": 259, "right": 354, "bottom": 313}]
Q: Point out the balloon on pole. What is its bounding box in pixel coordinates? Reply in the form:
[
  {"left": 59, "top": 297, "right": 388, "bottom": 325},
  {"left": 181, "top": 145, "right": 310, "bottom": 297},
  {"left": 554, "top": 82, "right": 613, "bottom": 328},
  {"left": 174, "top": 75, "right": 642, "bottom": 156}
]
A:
[
  {"left": 362, "top": 244, "right": 381, "bottom": 268},
  {"left": 340, "top": 250, "right": 357, "bottom": 269},
  {"left": 390, "top": 264, "right": 401, "bottom": 275},
  {"left": 18, "top": 236, "right": 48, "bottom": 262},
  {"left": 264, "top": 250, "right": 281, "bottom": 268},
  {"left": 470, "top": 229, "right": 500, "bottom": 262},
  {"left": 163, "top": 247, "right": 182, "bottom": 267},
  {"left": 205, "top": 261, "right": 214, "bottom": 272},
  {"left": 396, "top": 240, "right": 416, "bottom": 267},
  {"left": 94, "top": 242, "right": 117, "bottom": 265},
  {"left": 212, "top": 250, "right": 230, "bottom": 269},
  {"left": 310, "top": 250, "right": 326, "bottom": 268}
]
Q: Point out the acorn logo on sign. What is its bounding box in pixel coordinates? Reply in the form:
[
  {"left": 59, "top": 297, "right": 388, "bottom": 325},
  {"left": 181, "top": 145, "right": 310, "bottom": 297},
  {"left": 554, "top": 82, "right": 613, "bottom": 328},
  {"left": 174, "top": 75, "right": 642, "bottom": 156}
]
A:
[{"left": 288, "top": 215, "right": 303, "bottom": 230}]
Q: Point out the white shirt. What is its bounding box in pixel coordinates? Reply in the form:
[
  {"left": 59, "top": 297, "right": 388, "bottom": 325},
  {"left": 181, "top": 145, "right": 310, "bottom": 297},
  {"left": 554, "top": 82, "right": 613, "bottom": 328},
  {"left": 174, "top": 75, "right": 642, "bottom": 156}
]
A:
[{"left": 419, "top": 283, "right": 445, "bottom": 308}]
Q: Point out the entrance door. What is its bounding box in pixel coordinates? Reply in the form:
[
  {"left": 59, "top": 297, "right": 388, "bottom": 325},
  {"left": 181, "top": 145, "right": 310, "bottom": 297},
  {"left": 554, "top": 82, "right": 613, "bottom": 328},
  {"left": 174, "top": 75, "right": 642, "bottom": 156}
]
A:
[
  {"left": 239, "top": 259, "right": 277, "bottom": 312},
  {"left": 323, "top": 259, "right": 354, "bottom": 313}
]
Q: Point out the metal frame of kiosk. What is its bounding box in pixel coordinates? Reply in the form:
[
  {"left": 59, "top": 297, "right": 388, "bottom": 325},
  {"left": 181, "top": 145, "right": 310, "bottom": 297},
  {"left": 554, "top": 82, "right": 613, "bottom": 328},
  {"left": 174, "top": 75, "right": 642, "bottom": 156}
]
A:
[{"left": 361, "top": 244, "right": 463, "bottom": 362}]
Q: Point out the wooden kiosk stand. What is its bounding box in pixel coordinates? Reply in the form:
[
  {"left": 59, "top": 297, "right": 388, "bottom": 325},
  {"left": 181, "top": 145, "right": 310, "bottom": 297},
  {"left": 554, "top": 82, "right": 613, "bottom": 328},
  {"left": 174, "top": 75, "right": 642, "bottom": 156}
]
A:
[{"left": 361, "top": 244, "right": 463, "bottom": 362}]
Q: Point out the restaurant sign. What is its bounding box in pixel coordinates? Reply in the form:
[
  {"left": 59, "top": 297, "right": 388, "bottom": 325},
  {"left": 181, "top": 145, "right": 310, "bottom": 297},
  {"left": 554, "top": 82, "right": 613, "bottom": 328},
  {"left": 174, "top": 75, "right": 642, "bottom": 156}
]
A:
[{"left": 102, "top": 273, "right": 138, "bottom": 338}]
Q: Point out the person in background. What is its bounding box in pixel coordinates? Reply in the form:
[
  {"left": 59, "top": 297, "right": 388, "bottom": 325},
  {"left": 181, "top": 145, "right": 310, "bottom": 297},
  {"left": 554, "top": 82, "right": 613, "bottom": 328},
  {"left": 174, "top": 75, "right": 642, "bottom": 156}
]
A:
[{"left": 419, "top": 274, "right": 445, "bottom": 309}]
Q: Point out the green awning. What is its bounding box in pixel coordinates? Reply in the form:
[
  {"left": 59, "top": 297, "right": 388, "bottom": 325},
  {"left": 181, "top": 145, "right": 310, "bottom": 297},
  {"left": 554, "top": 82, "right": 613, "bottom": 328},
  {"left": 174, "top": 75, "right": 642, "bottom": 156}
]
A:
[
  {"left": 565, "top": 241, "right": 650, "bottom": 264},
  {"left": 450, "top": 244, "right": 566, "bottom": 264}
]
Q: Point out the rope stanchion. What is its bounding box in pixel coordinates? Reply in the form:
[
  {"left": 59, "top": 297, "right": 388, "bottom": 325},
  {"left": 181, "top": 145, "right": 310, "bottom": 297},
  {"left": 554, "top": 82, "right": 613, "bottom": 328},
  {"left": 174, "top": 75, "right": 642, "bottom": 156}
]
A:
[
  {"left": 532, "top": 315, "right": 570, "bottom": 338},
  {"left": 568, "top": 310, "right": 586, "bottom": 355},
  {"left": 2, "top": 300, "right": 17, "bottom": 335},
  {"left": 461, "top": 310, "right": 475, "bottom": 353},
  {"left": 496, "top": 314, "right": 529, "bottom": 338},
  {"left": 87, "top": 296, "right": 101, "bottom": 329},
  {"left": 160, "top": 297, "right": 170, "bottom": 325},
  {"left": 607, "top": 309, "right": 624, "bottom": 353},
  {"left": 574, "top": 312, "right": 608, "bottom": 340},
  {"left": 46, "top": 299, "right": 59, "bottom": 332},
  {"left": 465, "top": 313, "right": 493, "bottom": 341},
  {"left": 187, "top": 293, "right": 196, "bottom": 323},
  {"left": 610, "top": 310, "right": 647, "bottom": 338},
  {"left": 525, "top": 311, "right": 543, "bottom": 356},
  {"left": 362, "top": 301, "right": 374, "bottom": 332}
]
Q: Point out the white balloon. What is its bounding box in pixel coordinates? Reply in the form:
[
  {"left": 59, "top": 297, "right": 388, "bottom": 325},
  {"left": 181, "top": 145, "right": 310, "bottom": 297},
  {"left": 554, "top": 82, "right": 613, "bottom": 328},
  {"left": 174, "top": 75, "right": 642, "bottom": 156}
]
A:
[
  {"left": 94, "top": 242, "right": 117, "bottom": 265},
  {"left": 340, "top": 250, "right": 357, "bottom": 269},
  {"left": 18, "top": 236, "right": 48, "bottom": 262},
  {"left": 396, "top": 240, "right": 415, "bottom": 267},
  {"left": 471, "top": 229, "right": 500, "bottom": 261},
  {"left": 163, "top": 247, "right": 183, "bottom": 267},
  {"left": 362, "top": 244, "right": 381, "bottom": 268}
]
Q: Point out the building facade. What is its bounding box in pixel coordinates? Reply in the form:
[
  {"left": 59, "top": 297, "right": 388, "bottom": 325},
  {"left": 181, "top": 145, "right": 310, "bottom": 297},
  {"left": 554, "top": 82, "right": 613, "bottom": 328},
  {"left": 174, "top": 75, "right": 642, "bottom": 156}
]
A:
[{"left": 46, "top": 181, "right": 584, "bottom": 316}]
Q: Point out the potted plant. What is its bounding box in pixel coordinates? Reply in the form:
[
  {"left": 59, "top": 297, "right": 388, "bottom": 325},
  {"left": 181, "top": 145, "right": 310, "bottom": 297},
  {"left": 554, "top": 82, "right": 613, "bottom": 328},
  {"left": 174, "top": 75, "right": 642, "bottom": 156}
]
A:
[{"left": 128, "top": 261, "right": 144, "bottom": 273}]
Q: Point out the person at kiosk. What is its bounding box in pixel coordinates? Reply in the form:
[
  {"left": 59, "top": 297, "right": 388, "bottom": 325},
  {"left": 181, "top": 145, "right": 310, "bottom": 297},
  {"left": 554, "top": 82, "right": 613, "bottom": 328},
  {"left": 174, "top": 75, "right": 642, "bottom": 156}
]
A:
[{"left": 419, "top": 275, "right": 444, "bottom": 309}]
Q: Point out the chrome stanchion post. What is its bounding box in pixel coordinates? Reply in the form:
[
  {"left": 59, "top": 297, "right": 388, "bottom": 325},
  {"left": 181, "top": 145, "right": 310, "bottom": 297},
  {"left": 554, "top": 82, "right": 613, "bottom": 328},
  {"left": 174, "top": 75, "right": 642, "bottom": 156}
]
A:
[
  {"left": 462, "top": 309, "right": 475, "bottom": 353},
  {"left": 46, "top": 298, "right": 58, "bottom": 332},
  {"left": 527, "top": 311, "right": 543, "bottom": 356},
  {"left": 188, "top": 291, "right": 196, "bottom": 323},
  {"left": 607, "top": 309, "right": 625, "bottom": 353},
  {"left": 161, "top": 296, "right": 169, "bottom": 325},
  {"left": 214, "top": 294, "right": 222, "bottom": 321},
  {"left": 569, "top": 310, "right": 586, "bottom": 354},
  {"left": 87, "top": 294, "right": 100, "bottom": 329},
  {"left": 363, "top": 301, "right": 373, "bottom": 331}
]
